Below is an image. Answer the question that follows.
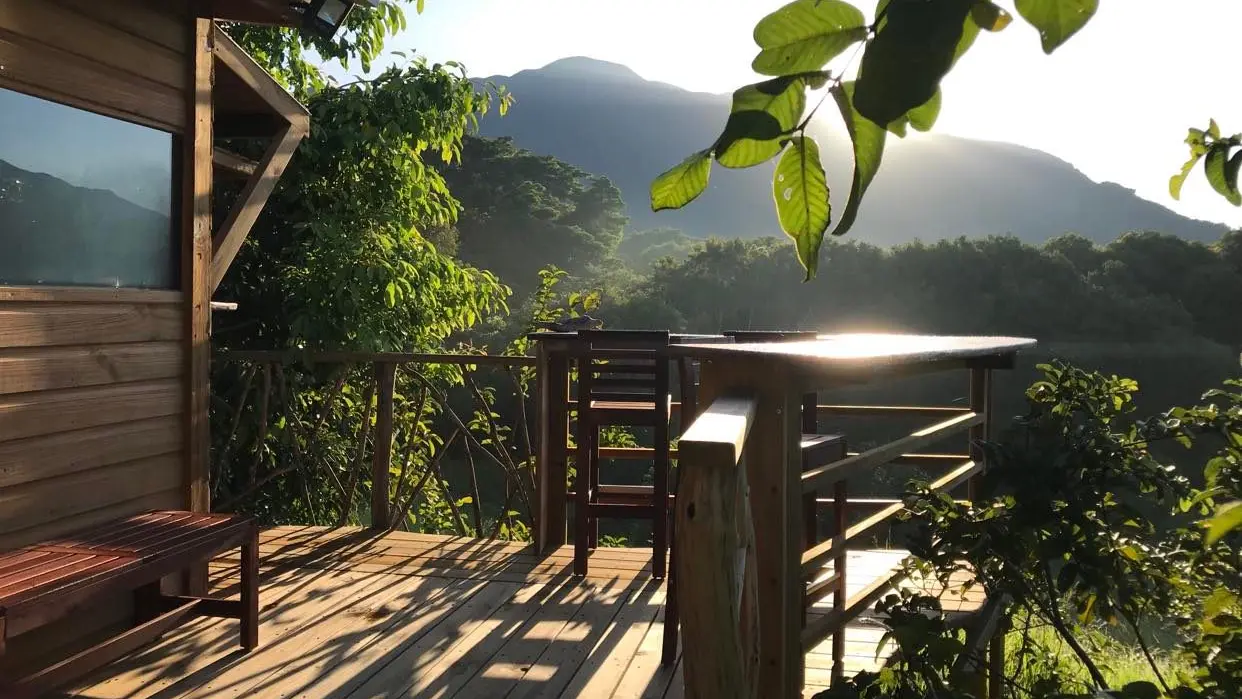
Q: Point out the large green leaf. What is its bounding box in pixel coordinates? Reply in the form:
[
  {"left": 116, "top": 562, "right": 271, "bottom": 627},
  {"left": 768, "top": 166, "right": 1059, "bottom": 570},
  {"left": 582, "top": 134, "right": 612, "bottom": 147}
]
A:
[
  {"left": 887, "top": 89, "right": 942, "bottom": 137},
  {"left": 854, "top": 0, "right": 974, "bottom": 126},
  {"left": 772, "top": 136, "right": 831, "bottom": 280},
  {"left": 650, "top": 150, "right": 712, "bottom": 211},
  {"left": 752, "top": 0, "right": 868, "bottom": 76},
  {"left": 1015, "top": 0, "right": 1099, "bottom": 54},
  {"left": 1206, "top": 501, "right": 1242, "bottom": 546},
  {"left": 831, "top": 82, "right": 887, "bottom": 239},
  {"left": 1205, "top": 144, "right": 1242, "bottom": 206},
  {"left": 717, "top": 76, "right": 809, "bottom": 168}
]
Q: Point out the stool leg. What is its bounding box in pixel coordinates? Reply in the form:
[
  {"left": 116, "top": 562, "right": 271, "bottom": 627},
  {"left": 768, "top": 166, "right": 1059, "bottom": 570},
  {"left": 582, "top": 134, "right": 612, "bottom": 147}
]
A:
[
  {"left": 241, "top": 523, "right": 260, "bottom": 651},
  {"left": 588, "top": 427, "right": 600, "bottom": 549},
  {"left": 831, "top": 479, "right": 847, "bottom": 681},
  {"left": 574, "top": 420, "right": 592, "bottom": 576},
  {"left": 652, "top": 419, "right": 670, "bottom": 580},
  {"left": 662, "top": 511, "right": 679, "bottom": 666}
]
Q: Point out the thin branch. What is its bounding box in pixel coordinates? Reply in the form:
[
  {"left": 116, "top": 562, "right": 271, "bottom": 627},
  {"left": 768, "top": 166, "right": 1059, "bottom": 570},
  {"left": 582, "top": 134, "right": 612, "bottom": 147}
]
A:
[
  {"left": 462, "top": 433, "right": 484, "bottom": 535},
  {"left": 1119, "top": 606, "right": 1171, "bottom": 694},
  {"left": 248, "top": 363, "right": 273, "bottom": 488},
  {"left": 336, "top": 376, "right": 375, "bottom": 527},
  {"left": 1038, "top": 563, "right": 1109, "bottom": 690}
]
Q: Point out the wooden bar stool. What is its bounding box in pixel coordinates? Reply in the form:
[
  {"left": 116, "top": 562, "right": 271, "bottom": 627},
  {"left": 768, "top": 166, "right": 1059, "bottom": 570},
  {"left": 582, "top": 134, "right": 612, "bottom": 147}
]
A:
[{"left": 573, "top": 330, "right": 674, "bottom": 579}]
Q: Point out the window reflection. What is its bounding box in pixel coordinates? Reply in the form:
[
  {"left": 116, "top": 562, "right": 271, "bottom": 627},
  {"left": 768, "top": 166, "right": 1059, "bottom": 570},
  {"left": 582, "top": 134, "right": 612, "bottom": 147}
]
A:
[{"left": 0, "top": 88, "right": 177, "bottom": 289}]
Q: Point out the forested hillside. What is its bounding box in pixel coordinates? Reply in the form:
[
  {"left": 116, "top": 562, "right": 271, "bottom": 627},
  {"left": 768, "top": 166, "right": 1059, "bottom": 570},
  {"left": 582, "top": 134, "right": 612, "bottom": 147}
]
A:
[{"left": 475, "top": 57, "right": 1229, "bottom": 246}]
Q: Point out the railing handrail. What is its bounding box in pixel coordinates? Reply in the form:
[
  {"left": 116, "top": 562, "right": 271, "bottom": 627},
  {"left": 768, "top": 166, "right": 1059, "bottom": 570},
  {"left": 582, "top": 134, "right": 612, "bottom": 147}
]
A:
[
  {"left": 675, "top": 392, "right": 761, "bottom": 699},
  {"left": 218, "top": 349, "right": 538, "bottom": 367}
]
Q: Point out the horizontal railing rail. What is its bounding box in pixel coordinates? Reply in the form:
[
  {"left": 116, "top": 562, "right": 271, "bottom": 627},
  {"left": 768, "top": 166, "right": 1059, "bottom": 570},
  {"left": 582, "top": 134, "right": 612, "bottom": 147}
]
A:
[{"left": 212, "top": 351, "right": 538, "bottom": 536}]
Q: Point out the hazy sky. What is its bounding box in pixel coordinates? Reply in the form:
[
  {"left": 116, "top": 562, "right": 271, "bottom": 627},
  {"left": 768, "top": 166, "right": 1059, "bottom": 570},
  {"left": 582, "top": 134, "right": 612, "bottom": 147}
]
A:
[{"left": 340, "top": 0, "right": 1242, "bottom": 229}]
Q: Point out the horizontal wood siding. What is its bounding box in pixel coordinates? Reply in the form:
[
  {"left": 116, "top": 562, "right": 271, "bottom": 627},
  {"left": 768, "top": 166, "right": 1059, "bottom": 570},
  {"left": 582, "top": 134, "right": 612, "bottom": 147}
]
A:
[
  {"left": 0, "top": 343, "right": 183, "bottom": 395},
  {"left": 0, "top": 0, "right": 188, "bottom": 132},
  {"left": 0, "top": 290, "right": 187, "bottom": 556}
]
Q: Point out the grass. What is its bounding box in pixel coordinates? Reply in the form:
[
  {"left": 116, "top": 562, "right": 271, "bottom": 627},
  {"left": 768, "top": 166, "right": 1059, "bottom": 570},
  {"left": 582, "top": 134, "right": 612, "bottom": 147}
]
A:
[{"left": 1004, "top": 616, "right": 1190, "bottom": 694}]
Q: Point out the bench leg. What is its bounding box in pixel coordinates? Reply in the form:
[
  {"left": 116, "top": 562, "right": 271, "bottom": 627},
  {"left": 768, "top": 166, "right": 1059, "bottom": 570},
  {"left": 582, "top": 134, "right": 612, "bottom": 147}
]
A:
[{"left": 240, "top": 524, "right": 259, "bottom": 651}]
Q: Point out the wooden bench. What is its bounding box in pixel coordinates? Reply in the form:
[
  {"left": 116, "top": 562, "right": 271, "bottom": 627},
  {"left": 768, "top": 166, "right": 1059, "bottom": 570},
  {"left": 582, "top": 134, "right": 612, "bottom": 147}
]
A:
[{"left": 0, "top": 511, "right": 258, "bottom": 696}]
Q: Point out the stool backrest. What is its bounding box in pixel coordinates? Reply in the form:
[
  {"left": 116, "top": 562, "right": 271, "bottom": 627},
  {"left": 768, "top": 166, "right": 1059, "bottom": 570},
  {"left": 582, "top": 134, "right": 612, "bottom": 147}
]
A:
[{"left": 577, "top": 330, "right": 671, "bottom": 404}]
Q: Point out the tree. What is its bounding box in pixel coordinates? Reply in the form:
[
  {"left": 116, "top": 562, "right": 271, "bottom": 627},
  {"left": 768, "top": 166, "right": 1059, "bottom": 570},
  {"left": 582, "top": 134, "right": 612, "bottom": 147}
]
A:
[
  {"left": 649, "top": 0, "right": 1239, "bottom": 279},
  {"left": 435, "top": 136, "right": 627, "bottom": 298}
]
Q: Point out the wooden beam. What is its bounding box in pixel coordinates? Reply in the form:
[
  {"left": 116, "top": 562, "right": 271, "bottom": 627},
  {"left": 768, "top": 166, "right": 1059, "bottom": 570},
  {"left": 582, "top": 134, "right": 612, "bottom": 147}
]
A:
[
  {"left": 210, "top": 123, "right": 304, "bottom": 291},
  {"left": 213, "top": 147, "right": 258, "bottom": 177},
  {"left": 211, "top": 25, "right": 309, "bottom": 127},
  {"left": 185, "top": 18, "right": 214, "bottom": 519}
]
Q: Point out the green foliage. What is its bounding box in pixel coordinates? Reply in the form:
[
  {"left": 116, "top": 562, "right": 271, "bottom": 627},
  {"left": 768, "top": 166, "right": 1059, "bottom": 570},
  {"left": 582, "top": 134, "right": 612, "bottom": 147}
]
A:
[
  {"left": 614, "top": 230, "right": 1242, "bottom": 352},
  {"left": 1014, "top": 0, "right": 1100, "bottom": 54},
  {"left": 647, "top": 0, "right": 1240, "bottom": 274},
  {"left": 751, "top": 0, "right": 868, "bottom": 76},
  {"left": 651, "top": 150, "right": 712, "bottom": 211},
  {"left": 434, "top": 136, "right": 628, "bottom": 299},
  {"left": 773, "top": 136, "right": 831, "bottom": 278},
  {"left": 853, "top": 0, "right": 973, "bottom": 126},
  {"left": 833, "top": 82, "right": 887, "bottom": 240},
  {"left": 817, "top": 366, "right": 1242, "bottom": 699},
  {"left": 717, "top": 77, "right": 811, "bottom": 169},
  {"left": 216, "top": 61, "right": 510, "bottom": 351}
]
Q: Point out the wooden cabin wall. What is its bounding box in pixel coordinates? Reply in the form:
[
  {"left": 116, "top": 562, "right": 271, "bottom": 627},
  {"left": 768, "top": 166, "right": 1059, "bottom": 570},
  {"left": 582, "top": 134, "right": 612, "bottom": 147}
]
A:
[
  {"left": 0, "top": 0, "right": 188, "bottom": 132},
  {"left": 0, "top": 0, "right": 195, "bottom": 669}
]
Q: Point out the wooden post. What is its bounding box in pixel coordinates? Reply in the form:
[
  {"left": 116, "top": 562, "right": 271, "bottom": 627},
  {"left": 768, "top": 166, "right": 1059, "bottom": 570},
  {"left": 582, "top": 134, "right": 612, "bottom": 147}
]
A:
[
  {"left": 675, "top": 392, "right": 759, "bottom": 699},
  {"left": 831, "top": 477, "right": 848, "bottom": 682},
  {"left": 535, "top": 342, "right": 570, "bottom": 553},
  {"left": 967, "top": 367, "right": 990, "bottom": 501},
  {"left": 240, "top": 522, "right": 259, "bottom": 650},
  {"left": 701, "top": 359, "right": 803, "bottom": 698},
  {"left": 371, "top": 362, "right": 397, "bottom": 530},
  {"left": 800, "top": 393, "right": 819, "bottom": 550},
  {"left": 988, "top": 625, "right": 1005, "bottom": 699},
  {"left": 183, "top": 13, "right": 214, "bottom": 596}
]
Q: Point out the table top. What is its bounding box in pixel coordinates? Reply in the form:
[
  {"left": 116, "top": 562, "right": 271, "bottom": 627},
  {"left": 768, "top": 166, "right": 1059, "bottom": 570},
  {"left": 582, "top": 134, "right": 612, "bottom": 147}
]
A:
[
  {"left": 528, "top": 332, "right": 730, "bottom": 343},
  {"left": 672, "top": 333, "right": 1037, "bottom": 369}
]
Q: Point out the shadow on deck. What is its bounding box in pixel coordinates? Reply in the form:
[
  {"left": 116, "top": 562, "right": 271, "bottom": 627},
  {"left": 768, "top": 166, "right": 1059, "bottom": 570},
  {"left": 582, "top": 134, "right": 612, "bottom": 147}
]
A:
[{"left": 58, "top": 527, "right": 971, "bottom": 699}]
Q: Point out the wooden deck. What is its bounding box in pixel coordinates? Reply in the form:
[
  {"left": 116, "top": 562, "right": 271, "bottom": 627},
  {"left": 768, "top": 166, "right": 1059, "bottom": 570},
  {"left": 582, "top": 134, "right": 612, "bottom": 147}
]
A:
[{"left": 58, "top": 526, "right": 983, "bottom": 699}]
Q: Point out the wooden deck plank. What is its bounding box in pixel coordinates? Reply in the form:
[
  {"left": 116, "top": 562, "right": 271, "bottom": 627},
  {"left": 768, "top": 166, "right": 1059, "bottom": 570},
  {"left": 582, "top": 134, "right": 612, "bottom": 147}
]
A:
[
  {"left": 557, "top": 582, "right": 666, "bottom": 698},
  {"left": 341, "top": 579, "right": 524, "bottom": 698},
  {"left": 610, "top": 592, "right": 679, "bottom": 699},
  {"left": 60, "top": 532, "right": 980, "bottom": 699},
  {"left": 197, "top": 574, "right": 462, "bottom": 698},
  {"left": 451, "top": 579, "right": 600, "bottom": 698},
  {"left": 62, "top": 566, "right": 380, "bottom": 699},
  {"left": 503, "top": 579, "right": 635, "bottom": 699}
]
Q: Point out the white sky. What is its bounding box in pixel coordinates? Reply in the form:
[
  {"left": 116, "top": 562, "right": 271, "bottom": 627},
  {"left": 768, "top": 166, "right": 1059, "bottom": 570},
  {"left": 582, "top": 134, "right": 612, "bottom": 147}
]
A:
[{"left": 343, "top": 0, "right": 1242, "bottom": 229}]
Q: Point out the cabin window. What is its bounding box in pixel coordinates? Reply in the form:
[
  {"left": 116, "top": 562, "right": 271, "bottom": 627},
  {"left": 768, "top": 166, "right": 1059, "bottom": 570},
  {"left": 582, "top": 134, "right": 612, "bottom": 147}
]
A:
[{"left": 0, "top": 87, "right": 179, "bottom": 289}]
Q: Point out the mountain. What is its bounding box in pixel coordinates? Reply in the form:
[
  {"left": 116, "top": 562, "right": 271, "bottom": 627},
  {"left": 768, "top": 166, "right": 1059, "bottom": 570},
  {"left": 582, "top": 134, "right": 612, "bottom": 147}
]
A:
[
  {"left": 477, "top": 57, "right": 1229, "bottom": 246},
  {"left": 0, "top": 159, "right": 174, "bottom": 287}
]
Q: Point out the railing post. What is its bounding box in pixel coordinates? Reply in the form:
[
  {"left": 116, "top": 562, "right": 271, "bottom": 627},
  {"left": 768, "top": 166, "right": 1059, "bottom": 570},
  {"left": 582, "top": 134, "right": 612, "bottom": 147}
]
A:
[
  {"left": 371, "top": 361, "right": 396, "bottom": 530},
  {"left": 534, "top": 342, "right": 570, "bottom": 553},
  {"left": 831, "top": 477, "right": 847, "bottom": 682},
  {"left": 967, "top": 367, "right": 991, "bottom": 501},
  {"left": 675, "top": 392, "right": 759, "bottom": 699}
]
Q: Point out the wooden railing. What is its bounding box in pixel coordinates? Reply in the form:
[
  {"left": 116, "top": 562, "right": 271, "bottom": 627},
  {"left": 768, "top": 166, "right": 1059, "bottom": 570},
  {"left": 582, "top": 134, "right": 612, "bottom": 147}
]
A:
[
  {"left": 675, "top": 367, "right": 994, "bottom": 698},
  {"left": 212, "top": 350, "right": 537, "bottom": 533}
]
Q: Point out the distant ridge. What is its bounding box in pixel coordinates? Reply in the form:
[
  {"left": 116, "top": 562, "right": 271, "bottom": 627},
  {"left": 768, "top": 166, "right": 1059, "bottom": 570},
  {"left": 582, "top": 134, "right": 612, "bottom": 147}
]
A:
[{"left": 475, "top": 58, "right": 1228, "bottom": 246}]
